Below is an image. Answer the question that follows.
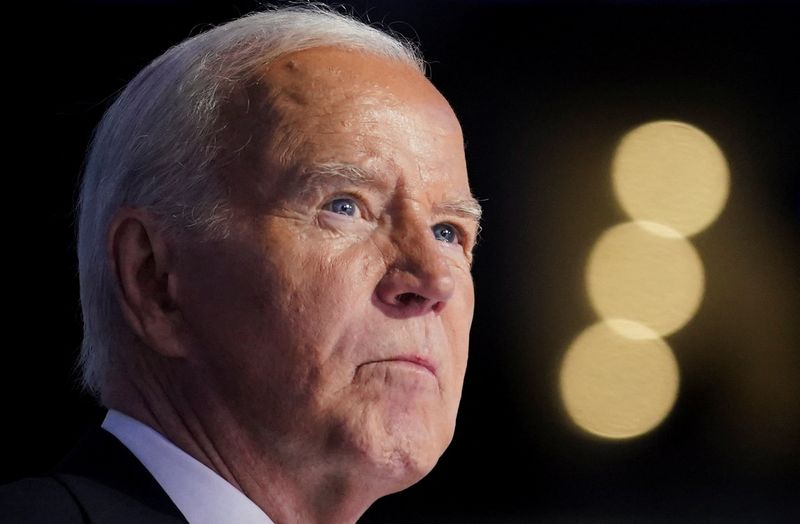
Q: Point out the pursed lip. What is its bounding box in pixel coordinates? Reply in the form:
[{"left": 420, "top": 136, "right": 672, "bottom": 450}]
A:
[{"left": 361, "top": 355, "right": 437, "bottom": 377}]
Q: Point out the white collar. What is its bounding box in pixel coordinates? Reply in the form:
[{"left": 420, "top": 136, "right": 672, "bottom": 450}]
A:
[{"left": 102, "top": 409, "right": 274, "bottom": 524}]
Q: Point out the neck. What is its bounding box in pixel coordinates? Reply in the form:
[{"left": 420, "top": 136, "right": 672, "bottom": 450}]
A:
[{"left": 103, "top": 353, "right": 388, "bottom": 523}]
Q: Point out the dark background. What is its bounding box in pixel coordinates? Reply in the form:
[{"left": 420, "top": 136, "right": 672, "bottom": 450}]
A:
[{"left": 6, "top": 0, "right": 799, "bottom": 521}]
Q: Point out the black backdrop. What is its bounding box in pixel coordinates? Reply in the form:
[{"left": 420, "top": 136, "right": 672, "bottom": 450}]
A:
[{"left": 5, "top": 0, "right": 799, "bottom": 521}]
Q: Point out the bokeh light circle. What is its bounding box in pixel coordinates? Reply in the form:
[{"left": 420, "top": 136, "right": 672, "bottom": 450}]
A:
[
  {"left": 612, "top": 120, "right": 729, "bottom": 236},
  {"left": 586, "top": 221, "right": 704, "bottom": 336},
  {"left": 560, "top": 320, "right": 680, "bottom": 439}
]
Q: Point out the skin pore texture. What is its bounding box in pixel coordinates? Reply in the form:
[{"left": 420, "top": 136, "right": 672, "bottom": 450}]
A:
[{"left": 104, "top": 47, "right": 480, "bottom": 523}]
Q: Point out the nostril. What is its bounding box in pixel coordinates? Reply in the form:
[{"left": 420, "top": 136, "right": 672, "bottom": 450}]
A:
[{"left": 396, "top": 292, "right": 425, "bottom": 305}]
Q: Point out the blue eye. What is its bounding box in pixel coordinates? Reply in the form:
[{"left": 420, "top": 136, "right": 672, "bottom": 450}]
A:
[
  {"left": 432, "top": 223, "right": 459, "bottom": 244},
  {"left": 324, "top": 197, "right": 359, "bottom": 217}
]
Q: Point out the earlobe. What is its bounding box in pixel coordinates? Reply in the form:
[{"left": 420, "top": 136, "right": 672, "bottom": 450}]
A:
[{"left": 107, "top": 207, "right": 187, "bottom": 358}]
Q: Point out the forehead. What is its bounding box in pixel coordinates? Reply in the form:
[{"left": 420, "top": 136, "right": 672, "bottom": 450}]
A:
[
  {"left": 223, "top": 47, "right": 468, "bottom": 200},
  {"left": 263, "top": 47, "right": 449, "bottom": 117}
]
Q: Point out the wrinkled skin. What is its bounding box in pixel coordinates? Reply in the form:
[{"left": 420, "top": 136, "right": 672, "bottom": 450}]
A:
[{"left": 109, "top": 47, "right": 479, "bottom": 523}]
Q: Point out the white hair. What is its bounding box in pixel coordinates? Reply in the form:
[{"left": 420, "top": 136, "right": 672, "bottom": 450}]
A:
[{"left": 76, "top": 4, "right": 425, "bottom": 397}]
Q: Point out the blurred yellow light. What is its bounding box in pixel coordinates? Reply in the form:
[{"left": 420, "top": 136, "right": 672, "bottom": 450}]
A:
[
  {"left": 560, "top": 321, "right": 680, "bottom": 439},
  {"left": 612, "top": 120, "right": 729, "bottom": 236},
  {"left": 586, "top": 221, "right": 704, "bottom": 336}
]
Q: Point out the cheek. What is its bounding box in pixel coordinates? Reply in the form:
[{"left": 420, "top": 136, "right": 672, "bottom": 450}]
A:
[
  {"left": 300, "top": 238, "right": 385, "bottom": 304},
  {"left": 263, "top": 234, "right": 387, "bottom": 361},
  {"left": 176, "top": 245, "right": 268, "bottom": 354},
  {"left": 446, "top": 273, "right": 474, "bottom": 372}
]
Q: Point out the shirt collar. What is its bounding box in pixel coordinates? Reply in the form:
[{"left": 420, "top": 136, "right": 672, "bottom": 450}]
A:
[{"left": 102, "top": 409, "right": 274, "bottom": 524}]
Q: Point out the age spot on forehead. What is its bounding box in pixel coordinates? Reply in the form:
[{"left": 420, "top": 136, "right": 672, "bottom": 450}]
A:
[{"left": 267, "top": 48, "right": 435, "bottom": 104}]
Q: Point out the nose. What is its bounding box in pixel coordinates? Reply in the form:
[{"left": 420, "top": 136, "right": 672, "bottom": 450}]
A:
[{"left": 375, "top": 219, "right": 455, "bottom": 316}]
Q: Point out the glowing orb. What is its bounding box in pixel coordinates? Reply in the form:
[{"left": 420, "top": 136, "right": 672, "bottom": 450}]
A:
[
  {"left": 612, "top": 120, "right": 729, "bottom": 236},
  {"left": 560, "top": 320, "right": 680, "bottom": 439},
  {"left": 586, "top": 221, "right": 704, "bottom": 336}
]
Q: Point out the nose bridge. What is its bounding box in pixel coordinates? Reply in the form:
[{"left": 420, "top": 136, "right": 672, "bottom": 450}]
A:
[
  {"left": 374, "top": 198, "right": 455, "bottom": 315},
  {"left": 391, "top": 199, "right": 448, "bottom": 278}
]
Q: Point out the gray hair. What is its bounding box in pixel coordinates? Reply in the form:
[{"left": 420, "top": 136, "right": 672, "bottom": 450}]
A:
[{"left": 76, "top": 5, "right": 425, "bottom": 398}]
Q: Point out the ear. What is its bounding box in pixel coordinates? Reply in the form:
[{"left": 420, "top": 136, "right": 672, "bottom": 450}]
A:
[{"left": 106, "top": 207, "right": 186, "bottom": 358}]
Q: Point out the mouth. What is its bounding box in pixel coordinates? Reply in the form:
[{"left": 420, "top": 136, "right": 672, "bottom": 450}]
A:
[{"left": 360, "top": 355, "right": 437, "bottom": 377}]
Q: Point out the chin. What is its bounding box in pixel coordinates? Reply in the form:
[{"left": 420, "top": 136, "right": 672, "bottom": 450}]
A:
[
  {"left": 324, "top": 384, "right": 458, "bottom": 492},
  {"left": 363, "top": 446, "right": 439, "bottom": 494},
  {"left": 348, "top": 420, "right": 454, "bottom": 494}
]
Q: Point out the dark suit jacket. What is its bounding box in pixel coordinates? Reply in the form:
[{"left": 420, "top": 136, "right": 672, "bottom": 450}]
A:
[{"left": 0, "top": 427, "right": 186, "bottom": 523}]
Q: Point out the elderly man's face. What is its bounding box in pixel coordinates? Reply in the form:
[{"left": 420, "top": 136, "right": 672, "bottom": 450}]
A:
[{"left": 174, "top": 48, "right": 477, "bottom": 489}]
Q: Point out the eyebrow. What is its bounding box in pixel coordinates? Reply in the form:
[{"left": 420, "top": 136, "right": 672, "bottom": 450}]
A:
[
  {"left": 298, "top": 162, "right": 483, "bottom": 225},
  {"left": 434, "top": 199, "right": 483, "bottom": 227},
  {"left": 297, "top": 163, "right": 386, "bottom": 197}
]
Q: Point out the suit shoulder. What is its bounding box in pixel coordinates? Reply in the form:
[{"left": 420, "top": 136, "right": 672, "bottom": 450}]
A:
[
  {"left": 0, "top": 477, "right": 85, "bottom": 523},
  {"left": 53, "top": 473, "right": 186, "bottom": 524}
]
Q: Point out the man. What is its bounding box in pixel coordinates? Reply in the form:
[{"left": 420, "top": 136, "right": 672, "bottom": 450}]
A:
[{"left": 1, "top": 5, "right": 481, "bottom": 524}]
